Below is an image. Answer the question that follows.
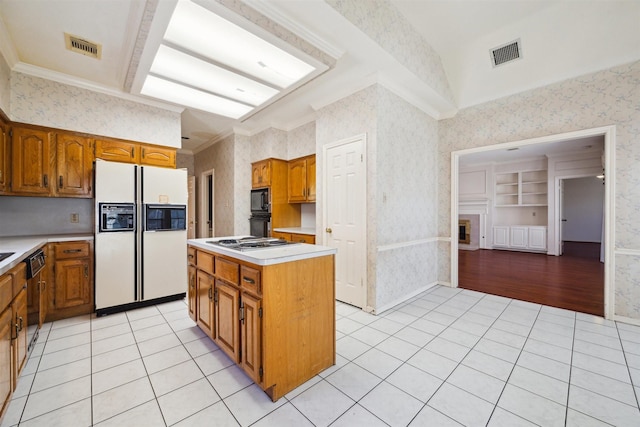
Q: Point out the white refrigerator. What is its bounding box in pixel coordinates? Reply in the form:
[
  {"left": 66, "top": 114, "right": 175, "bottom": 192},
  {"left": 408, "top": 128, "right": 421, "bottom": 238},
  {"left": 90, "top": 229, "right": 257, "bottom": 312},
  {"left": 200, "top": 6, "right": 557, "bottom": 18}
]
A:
[{"left": 95, "top": 159, "right": 188, "bottom": 315}]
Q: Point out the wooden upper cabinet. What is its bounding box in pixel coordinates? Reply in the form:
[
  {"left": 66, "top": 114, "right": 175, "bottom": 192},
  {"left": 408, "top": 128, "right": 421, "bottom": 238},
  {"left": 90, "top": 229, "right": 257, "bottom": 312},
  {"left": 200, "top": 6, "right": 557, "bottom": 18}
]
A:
[
  {"left": 0, "top": 121, "right": 8, "bottom": 194},
  {"left": 55, "top": 133, "right": 93, "bottom": 197},
  {"left": 252, "top": 159, "right": 271, "bottom": 188},
  {"left": 95, "top": 138, "right": 140, "bottom": 164},
  {"left": 140, "top": 144, "right": 176, "bottom": 168},
  {"left": 288, "top": 155, "right": 316, "bottom": 203},
  {"left": 11, "top": 126, "right": 54, "bottom": 195},
  {"left": 95, "top": 138, "right": 176, "bottom": 168}
]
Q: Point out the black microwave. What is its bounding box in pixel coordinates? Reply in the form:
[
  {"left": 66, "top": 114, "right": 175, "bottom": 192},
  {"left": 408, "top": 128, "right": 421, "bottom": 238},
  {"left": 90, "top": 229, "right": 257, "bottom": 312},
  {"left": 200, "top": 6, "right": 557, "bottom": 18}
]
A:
[
  {"left": 145, "top": 204, "right": 186, "bottom": 231},
  {"left": 250, "top": 188, "right": 270, "bottom": 213}
]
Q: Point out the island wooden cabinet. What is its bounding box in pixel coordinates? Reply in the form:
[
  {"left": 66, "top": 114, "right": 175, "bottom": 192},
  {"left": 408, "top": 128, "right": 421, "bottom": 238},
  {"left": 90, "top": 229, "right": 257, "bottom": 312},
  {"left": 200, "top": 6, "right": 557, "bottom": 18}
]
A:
[
  {"left": 0, "top": 119, "right": 9, "bottom": 194},
  {"left": 214, "top": 279, "right": 240, "bottom": 362},
  {"left": 188, "top": 243, "right": 335, "bottom": 401},
  {"left": 288, "top": 155, "right": 316, "bottom": 203},
  {"left": 46, "top": 240, "right": 93, "bottom": 321},
  {"left": 187, "top": 247, "right": 197, "bottom": 322}
]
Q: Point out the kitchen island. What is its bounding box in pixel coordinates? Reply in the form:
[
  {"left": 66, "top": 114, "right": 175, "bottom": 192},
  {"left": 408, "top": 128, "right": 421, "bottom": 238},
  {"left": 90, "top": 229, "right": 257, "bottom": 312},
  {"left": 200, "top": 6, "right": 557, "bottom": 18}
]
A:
[{"left": 187, "top": 237, "right": 336, "bottom": 401}]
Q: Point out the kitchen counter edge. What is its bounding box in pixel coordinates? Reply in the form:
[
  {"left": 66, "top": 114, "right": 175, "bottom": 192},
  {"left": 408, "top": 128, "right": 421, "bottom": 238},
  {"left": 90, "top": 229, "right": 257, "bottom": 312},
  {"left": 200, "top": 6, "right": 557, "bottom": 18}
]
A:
[
  {"left": 0, "top": 234, "right": 94, "bottom": 275},
  {"left": 188, "top": 238, "right": 336, "bottom": 266}
]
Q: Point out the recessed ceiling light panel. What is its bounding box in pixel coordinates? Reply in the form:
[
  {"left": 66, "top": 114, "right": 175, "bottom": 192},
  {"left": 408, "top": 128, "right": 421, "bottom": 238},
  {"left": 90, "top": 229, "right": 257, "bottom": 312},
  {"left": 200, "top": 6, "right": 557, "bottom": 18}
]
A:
[
  {"left": 163, "top": 0, "right": 315, "bottom": 88},
  {"left": 150, "top": 45, "right": 279, "bottom": 106},
  {"left": 141, "top": 75, "right": 252, "bottom": 119}
]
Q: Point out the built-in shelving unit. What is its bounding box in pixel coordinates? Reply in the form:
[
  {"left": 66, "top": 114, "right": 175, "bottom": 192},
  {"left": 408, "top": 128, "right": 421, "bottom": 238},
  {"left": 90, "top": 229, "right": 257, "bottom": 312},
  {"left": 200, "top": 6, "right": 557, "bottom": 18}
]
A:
[{"left": 495, "top": 170, "right": 547, "bottom": 207}]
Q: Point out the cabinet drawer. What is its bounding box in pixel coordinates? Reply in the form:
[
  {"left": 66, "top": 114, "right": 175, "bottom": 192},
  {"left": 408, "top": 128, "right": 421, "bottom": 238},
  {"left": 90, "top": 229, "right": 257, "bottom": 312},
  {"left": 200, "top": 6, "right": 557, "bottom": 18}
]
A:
[
  {"left": 0, "top": 274, "right": 11, "bottom": 310},
  {"left": 54, "top": 242, "right": 90, "bottom": 259},
  {"left": 216, "top": 258, "right": 239, "bottom": 285},
  {"left": 9, "top": 263, "right": 26, "bottom": 299},
  {"left": 291, "top": 233, "right": 315, "bottom": 244},
  {"left": 240, "top": 266, "right": 261, "bottom": 295},
  {"left": 196, "top": 251, "right": 214, "bottom": 274},
  {"left": 188, "top": 247, "right": 196, "bottom": 266}
]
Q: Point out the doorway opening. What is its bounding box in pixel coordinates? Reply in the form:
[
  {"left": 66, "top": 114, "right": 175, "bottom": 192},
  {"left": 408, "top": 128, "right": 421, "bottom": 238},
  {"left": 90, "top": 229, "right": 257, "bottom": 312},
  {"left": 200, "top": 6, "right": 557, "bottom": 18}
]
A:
[
  {"left": 451, "top": 126, "right": 614, "bottom": 318},
  {"left": 199, "top": 169, "right": 214, "bottom": 238}
]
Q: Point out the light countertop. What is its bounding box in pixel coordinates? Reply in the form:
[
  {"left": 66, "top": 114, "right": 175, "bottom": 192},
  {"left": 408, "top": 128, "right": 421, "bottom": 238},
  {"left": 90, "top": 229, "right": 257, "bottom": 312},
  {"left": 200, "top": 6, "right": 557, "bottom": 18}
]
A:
[
  {"left": 273, "top": 227, "right": 316, "bottom": 235},
  {"left": 188, "top": 237, "right": 336, "bottom": 266},
  {"left": 0, "top": 234, "right": 94, "bottom": 275}
]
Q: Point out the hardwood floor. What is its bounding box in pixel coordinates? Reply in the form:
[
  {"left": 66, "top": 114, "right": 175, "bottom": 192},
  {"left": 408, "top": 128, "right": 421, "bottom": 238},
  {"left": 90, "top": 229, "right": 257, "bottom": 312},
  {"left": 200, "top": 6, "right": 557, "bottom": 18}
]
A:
[{"left": 458, "top": 249, "right": 605, "bottom": 316}]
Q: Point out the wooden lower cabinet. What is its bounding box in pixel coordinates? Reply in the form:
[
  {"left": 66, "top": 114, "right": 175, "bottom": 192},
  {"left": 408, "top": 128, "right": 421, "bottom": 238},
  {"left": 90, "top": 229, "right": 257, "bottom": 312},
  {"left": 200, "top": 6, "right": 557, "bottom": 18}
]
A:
[
  {"left": 214, "top": 280, "right": 240, "bottom": 362},
  {"left": 12, "top": 288, "right": 28, "bottom": 383},
  {"left": 188, "top": 265, "right": 197, "bottom": 322},
  {"left": 0, "top": 307, "right": 12, "bottom": 415},
  {"left": 241, "top": 292, "right": 262, "bottom": 384},
  {"left": 188, "top": 245, "right": 335, "bottom": 401},
  {"left": 46, "top": 241, "right": 93, "bottom": 321},
  {"left": 196, "top": 270, "right": 214, "bottom": 338}
]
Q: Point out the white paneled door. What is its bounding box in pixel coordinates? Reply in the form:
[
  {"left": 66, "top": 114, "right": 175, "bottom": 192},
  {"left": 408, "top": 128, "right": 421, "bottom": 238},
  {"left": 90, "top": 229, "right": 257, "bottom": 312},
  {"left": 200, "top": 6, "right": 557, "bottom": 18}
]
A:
[{"left": 324, "top": 135, "right": 366, "bottom": 308}]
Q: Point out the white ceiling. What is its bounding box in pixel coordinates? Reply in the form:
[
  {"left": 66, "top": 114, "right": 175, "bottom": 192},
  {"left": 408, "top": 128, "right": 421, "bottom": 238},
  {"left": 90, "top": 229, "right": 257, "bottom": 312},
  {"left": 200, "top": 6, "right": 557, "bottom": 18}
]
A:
[{"left": 0, "top": 0, "right": 638, "bottom": 153}]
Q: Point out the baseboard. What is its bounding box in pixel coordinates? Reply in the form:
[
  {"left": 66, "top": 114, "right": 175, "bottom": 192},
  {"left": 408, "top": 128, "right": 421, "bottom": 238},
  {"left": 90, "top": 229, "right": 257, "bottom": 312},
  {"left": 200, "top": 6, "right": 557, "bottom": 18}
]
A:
[
  {"left": 374, "top": 282, "right": 439, "bottom": 315},
  {"left": 613, "top": 314, "right": 640, "bottom": 327}
]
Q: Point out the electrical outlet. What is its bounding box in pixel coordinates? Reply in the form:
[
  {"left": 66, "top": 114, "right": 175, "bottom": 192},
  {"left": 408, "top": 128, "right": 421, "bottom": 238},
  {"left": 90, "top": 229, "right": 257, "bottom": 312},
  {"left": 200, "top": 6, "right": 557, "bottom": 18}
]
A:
[{"left": 70, "top": 213, "right": 79, "bottom": 223}]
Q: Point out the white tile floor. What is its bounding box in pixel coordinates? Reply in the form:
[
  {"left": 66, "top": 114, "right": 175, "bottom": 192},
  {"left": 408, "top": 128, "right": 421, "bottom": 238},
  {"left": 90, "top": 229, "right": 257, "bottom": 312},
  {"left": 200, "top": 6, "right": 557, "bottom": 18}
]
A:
[{"left": 3, "top": 285, "right": 640, "bottom": 426}]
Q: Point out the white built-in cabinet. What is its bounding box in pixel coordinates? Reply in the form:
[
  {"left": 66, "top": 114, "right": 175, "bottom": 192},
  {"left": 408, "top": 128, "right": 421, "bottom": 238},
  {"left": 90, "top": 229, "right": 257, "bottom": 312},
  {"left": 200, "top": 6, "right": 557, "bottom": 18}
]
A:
[
  {"left": 495, "top": 170, "right": 547, "bottom": 207},
  {"left": 493, "top": 226, "right": 547, "bottom": 252}
]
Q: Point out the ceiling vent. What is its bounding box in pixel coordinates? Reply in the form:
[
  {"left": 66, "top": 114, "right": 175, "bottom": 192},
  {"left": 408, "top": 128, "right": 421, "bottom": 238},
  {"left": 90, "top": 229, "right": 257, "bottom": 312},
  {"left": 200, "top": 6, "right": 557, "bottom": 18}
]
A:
[
  {"left": 64, "top": 33, "right": 102, "bottom": 59},
  {"left": 490, "top": 39, "right": 521, "bottom": 67}
]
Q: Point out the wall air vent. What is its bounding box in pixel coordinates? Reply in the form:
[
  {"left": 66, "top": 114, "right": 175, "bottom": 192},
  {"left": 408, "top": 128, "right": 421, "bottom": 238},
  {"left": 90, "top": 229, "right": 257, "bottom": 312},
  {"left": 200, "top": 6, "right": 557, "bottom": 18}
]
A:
[
  {"left": 490, "top": 39, "right": 521, "bottom": 67},
  {"left": 64, "top": 33, "right": 102, "bottom": 59}
]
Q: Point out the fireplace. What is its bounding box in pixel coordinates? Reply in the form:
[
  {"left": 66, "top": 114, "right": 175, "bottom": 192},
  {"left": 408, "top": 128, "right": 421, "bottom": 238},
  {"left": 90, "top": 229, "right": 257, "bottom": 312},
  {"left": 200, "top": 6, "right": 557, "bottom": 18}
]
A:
[{"left": 459, "top": 219, "right": 470, "bottom": 244}]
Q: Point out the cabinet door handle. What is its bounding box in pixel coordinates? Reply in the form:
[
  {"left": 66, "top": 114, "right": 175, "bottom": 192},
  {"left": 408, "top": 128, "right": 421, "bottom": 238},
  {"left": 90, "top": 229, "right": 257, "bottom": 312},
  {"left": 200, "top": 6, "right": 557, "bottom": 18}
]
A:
[
  {"left": 240, "top": 303, "right": 244, "bottom": 324},
  {"left": 84, "top": 265, "right": 89, "bottom": 278},
  {"left": 142, "top": 148, "right": 146, "bottom": 158},
  {"left": 63, "top": 249, "right": 82, "bottom": 253},
  {"left": 18, "top": 316, "right": 23, "bottom": 331},
  {"left": 131, "top": 147, "right": 134, "bottom": 158},
  {"left": 242, "top": 277, "right": 255, "bottom": 285},
  {"left": 214, "top": 289, "right": 218, "bottom": 303},
  {"left": 59, "top": 176, "right": 63, "bottom": 188},
  {"left": 208, "top": 287, "right": 212, "bottom": 300},
  {"left": 41, "top": 280, "right": 46, "bottom": 291},
  {"left": 43, "top": 174, "right": 48, "bottom": 188}
]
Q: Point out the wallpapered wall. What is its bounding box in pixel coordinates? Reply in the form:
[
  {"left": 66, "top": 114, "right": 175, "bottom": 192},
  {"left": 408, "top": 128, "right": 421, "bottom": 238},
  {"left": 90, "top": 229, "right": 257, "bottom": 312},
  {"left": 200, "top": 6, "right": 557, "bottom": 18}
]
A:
[
  {"left": 194, "top": 134, "right": 237, "bottom": 236},
  {"left": 316, "top": 85, "right": 378, "bottom": 308},
  {"left": 0, "top": 54, "right": 9, "bottom": 115},
  {"left": 439, "top": 60, "right": 640, "bottom": 320},
  {"left": 374, "top": 86, "right": 439, "bottom": 311},
  {"left": 9, "top": 72, "right": 181, "bottom": 147},
  {"left": 315, "top": 83, "right": 439, "bottom": 312}
]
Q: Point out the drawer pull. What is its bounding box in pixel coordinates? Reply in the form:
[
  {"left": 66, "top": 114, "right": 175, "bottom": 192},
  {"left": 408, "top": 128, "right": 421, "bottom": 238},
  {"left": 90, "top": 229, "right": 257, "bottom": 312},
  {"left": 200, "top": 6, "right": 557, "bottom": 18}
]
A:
[
  {"left": 243, "top": 277, "right": 255, "bottom": 285},
  {"left": 63, "top": 249, "right": 82, "bottom": 253}
]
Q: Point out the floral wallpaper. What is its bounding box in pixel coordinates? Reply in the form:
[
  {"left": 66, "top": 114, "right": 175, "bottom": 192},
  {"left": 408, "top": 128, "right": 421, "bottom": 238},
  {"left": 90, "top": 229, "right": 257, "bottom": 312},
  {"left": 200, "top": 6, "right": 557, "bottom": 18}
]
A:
[
  {"left": 0, "top": 54, "right": 9, "bottom": 116},
  {"left": 326, "top": 0, "right": 453, "bottom": 107},
  {"left": 10, "top": 72, "right": 181, "bottom": 147},
  {"left": 250, "top": 128, "right": 287, "bottom": 161},
  {"left": 288, "top": 121, "right": 316, "bottom": 159},
  {"left": 439, "top": 60, "right": 640, "bottom": 320}
]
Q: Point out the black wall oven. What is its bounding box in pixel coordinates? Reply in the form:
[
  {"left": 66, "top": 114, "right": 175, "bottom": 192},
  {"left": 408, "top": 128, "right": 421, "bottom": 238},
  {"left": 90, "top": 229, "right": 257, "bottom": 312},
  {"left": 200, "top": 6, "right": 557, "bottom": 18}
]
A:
[{"left": 249, "top": 214, "right": 270, "bottom": 238}]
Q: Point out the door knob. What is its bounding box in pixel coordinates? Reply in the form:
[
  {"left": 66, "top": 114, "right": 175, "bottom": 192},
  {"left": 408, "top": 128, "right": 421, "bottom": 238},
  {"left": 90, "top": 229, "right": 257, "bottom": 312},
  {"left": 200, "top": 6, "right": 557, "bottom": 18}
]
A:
[{"left": 325, "top": 228, "right": 332, "bottom": 233}]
